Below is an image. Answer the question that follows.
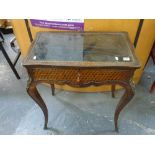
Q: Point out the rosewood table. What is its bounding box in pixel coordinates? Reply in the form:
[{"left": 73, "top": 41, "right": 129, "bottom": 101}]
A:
[{"left": 23, "top": 32, "right": 140, "bottom": 132}]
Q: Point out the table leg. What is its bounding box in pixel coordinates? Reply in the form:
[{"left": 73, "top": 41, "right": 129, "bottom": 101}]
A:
[
  {"left": 111, "top": 84, "right": 115, "bottom": 98},
  {"left": 114, "top": 81, "right": 134, "bottom": 132},
  {"left": 150, "top": 81, "right": 155, "bottom": 93},
  {"left": 51, "top": 84, "right": 55, "bottom": 96},
  {"left": 27, "top": 81, "right": 48, "bottom": 129}
]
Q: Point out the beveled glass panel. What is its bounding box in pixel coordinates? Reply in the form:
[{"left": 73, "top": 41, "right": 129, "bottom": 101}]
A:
[{"left": 29, "top": 32, "right": 134, "bottom": 62}]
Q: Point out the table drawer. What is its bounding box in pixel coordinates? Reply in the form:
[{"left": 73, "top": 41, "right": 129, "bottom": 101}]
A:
[
  {"left": 79, "top": 69, "right": 132, "bottom": 82},
  {"left": 31, "top": 68, "right": 79, "bottom": 82},
  {"left": 31, "top": 67, "right": 132, "bottom": 83}
]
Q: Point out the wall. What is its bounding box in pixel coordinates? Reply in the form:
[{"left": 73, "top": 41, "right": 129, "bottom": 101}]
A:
[{"left": 11, "top": 19, "right": 155, "bottom": 92}]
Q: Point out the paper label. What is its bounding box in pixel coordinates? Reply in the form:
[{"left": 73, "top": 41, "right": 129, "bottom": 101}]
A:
[{"left": 123, "top": 57, "right": 130, "bottom": 61}]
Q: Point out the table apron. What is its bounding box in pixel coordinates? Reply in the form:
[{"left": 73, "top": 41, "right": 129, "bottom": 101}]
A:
[{"left": 27, "top": 67, "right": 134, "bottom": 87}]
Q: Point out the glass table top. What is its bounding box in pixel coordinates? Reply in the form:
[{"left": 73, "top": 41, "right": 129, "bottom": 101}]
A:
[
  {"left": 24, "top": 32, "right": 140, "bottom": 67},
  {"left": 29, "top": 32, "right": 134, "bottom": 62}
]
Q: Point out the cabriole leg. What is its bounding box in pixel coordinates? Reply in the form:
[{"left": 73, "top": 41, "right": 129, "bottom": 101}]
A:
[
  {"left": 114, "top": 81, "right": 135, "bottom": 132},
  {"left": 51, "top": 84, "right": 55, "bottom": 96},
  {"left": 27, "top": 81, "right": 48, "bottom": 129},
  {"left": 111, "top": 84, "right": 115, "bottom": 98}
]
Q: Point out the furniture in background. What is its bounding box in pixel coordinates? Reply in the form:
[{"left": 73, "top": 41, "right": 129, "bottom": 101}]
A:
[
  {"left": 23, "top": 32, "right": 140, "bottom": 132},
  {"left": 0, "top": 31, "right": 21, "bottom": 79},
  {"left": 150, "top": 41, "right": 155, "bottom": 93},
  {"left": 0, "top": 19, "right": 13, "bottom": 34}
]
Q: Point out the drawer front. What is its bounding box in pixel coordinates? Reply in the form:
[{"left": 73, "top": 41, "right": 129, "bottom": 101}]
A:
[
  {"left": 79, "top": 69, "right": 132, "bottom": 82},
  {"left": 31, "top": 67, "right": 132, "bottom": 83},
  {"left": 31, "top": 68, "right": 79, "bottom": 82}
]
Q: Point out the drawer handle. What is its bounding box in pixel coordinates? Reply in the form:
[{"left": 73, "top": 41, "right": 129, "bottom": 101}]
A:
[{"left": 77, "top": 73, "right": 81, "bottom": 82}]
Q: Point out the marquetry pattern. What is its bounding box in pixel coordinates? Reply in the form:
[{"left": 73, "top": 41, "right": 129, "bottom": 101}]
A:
[{"left": 31, "top": 67, "right": 132, "bottom": 83}]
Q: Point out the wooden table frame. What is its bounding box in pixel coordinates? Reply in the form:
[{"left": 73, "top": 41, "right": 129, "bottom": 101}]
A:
[
  {"left": 23, "top": 32, "right": 140, "bottom": 132},
  {"left": 25, "top": 65, "right": 136, "bottom": 132}
]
